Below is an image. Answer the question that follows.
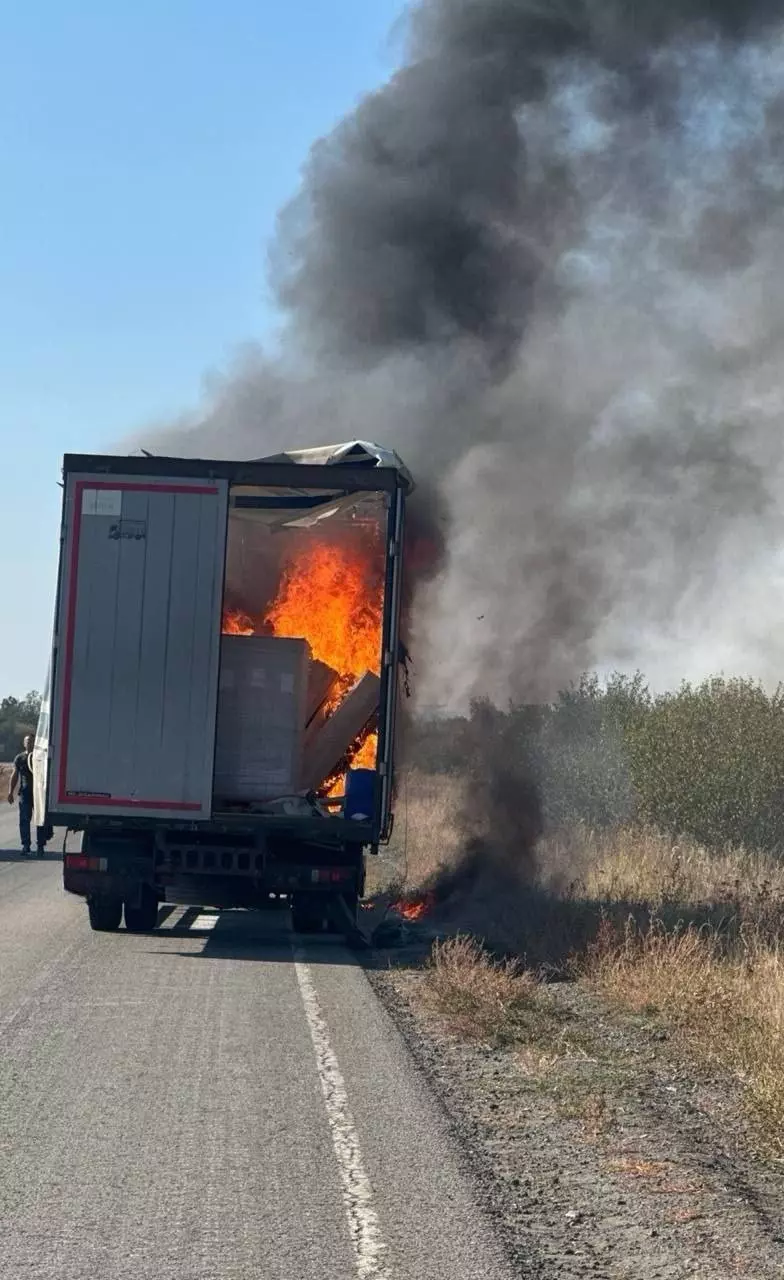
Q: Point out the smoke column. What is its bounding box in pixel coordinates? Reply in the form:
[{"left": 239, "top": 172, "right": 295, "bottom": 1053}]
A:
[{"left": 143, "top": 0, "right": 784, "bottom": 711}]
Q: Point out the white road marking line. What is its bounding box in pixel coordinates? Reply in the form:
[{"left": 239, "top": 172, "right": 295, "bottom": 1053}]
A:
[
  {"left": 294, "top": 955, "right": 390, "bottom": 1280},
  {"left": 192, "top": 913, "right": 219, "bottom": 930}
]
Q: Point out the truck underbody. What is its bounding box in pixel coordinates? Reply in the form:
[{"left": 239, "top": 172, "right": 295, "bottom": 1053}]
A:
[{"left": 65, "top": 819, "right": 368, "bottom": 937}]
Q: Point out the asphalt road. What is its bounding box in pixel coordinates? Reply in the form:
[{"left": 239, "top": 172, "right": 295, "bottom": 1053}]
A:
[{"left": 0, "top": 806, "right": 520, "bottom": 1280}]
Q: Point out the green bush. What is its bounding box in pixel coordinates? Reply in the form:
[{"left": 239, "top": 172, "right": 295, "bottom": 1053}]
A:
[
  {"left": 627, "top": 678, "right": 784, "bottom": 852},
  {"left": 407, "top": 674, "right": 784, "bottom": 854}
]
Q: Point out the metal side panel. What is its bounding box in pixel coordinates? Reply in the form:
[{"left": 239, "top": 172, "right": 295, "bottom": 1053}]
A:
[
  {"left": 377, "top": 486, "right": 406, "bottom": 842},
  {"left": 49, "top": 474, "right": 228, "bottom": 821}
]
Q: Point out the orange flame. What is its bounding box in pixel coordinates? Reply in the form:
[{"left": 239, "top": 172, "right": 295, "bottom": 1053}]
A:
[
  {"left": 266, "top": 538, "right": 383, "bottom": 796},
  {"left": 322, "top": 728, "right": 378, "bottom": 799},
  {"left": 222, "top": 608, "right": 254, "bottom": 636},
  {"left": 221, "top": 536, "right": 384, "bottom": 795},
  {"left": 351, "top": 733, "right": 378, "bottom": 770},
  {"left": 394, "top": 893, "right": 435, "bottom": 921},
  {"left": 265, "top": 540, "right": 383, "bottom": 680}
]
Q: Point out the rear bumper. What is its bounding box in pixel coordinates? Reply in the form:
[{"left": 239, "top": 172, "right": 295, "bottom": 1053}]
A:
[
  {"left": 64, "top": 851, "right": 151, "bottom": 902},
  {"left": 64, "top": 855, "right": 361, "bottom": 907},
  {"left": 65, "top": 869, "right": 144, "bottom": 902}
]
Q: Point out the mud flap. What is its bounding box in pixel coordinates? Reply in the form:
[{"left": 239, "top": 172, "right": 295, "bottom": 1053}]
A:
[{"left": 333, "top": 893, "right": 371, "bottom": 950}]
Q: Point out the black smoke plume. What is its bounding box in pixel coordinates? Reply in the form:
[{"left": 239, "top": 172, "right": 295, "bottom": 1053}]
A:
[{"left": 143, "top": 0, "right": 784, "bottom": 713}]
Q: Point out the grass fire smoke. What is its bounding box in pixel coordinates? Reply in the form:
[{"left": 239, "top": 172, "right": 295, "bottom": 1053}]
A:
[{"left": 145, "top": 0, "right": 784, "bottom": 724}]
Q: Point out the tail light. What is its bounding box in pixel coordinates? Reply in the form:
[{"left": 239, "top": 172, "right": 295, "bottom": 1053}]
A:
[
  {"left": 310, "top": 867, "right": 353, "bottom": 884},
  {"left": 65, "top": 854, "right": 108, "bottom": 872}
]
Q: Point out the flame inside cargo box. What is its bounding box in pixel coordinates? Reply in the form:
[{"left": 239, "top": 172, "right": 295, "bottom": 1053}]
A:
[
  {"left": 220, "top": 523, "right": 385, "bottom": 799},
  {"left": 222, "top": 608, "right": 255, "bottom": 636},
  {"left": 266, "top": 540, "right": 383, "bottom": 686},
  {"left": 268, "top": 538, "right": 383, "bottom": 794}
]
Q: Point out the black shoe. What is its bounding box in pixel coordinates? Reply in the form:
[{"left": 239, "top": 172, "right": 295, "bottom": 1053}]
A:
[
  {"left": 20, "top": 847, "right": 30, "bottom": 857},
  {"left": 36, "top": 846, "right": 45, "bottom": 858}
]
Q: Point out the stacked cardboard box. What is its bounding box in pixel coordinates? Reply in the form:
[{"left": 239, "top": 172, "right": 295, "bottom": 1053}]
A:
[
  {"left": 214, "top": 635, "right": 381, "bottom": 803},
  {"left": 214, "top": 635, "right": 310, "bottom": 802}
]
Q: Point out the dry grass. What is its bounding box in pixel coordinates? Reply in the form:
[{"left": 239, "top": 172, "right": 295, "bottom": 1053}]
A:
[
  {"left": 586, "top": 919, "right": 784, "bottom": 1156},
  {"left": 422, "top": 935, "right": 538, "bottom": 1043},
  {"left": 392, "top": 773, "right": 784, "bottom": 905},
  {"left": 395, "top": 773, "right": 784, "bottom": 1157},
  {"left": 387, "top": 770, "right": 462, "bottom": 887},
  {"left": 541, "top": 822, "right": 784, "bottom": 916}
]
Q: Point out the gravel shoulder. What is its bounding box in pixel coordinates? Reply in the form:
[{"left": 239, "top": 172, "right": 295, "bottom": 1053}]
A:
[{"left": 370, "top": 957, "right": 784, "bottom": 1280}]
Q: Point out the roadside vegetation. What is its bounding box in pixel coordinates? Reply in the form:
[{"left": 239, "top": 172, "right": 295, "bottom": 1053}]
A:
[
  {"left": 0, "top": 691, "right": 41, "bottom": 761},
  {"left": 406, "top": 672, "right": 784, "bottom": 852},
  {"left": 390, "top": 675, "right": 784, "bottom": 1157}
]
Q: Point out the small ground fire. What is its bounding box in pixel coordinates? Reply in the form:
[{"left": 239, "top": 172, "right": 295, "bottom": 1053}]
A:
[{"left": 394, "top": 893, "right": 435, "bottom": 921}]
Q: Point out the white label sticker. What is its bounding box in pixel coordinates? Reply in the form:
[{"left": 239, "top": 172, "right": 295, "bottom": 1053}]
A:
[
  {"left": 251, "top": 669, "right": 267, "bottom": 687},
  {"left": 81, "top": 488, "right": 122, "bottom": 517},
  {"left": 280, "top": 674, "right": 295, "bottom": 694}
]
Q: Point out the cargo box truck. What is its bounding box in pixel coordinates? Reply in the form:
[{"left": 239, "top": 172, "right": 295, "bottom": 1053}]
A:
[{"left": 35, "top": 441, "right": 412, "bottom": 938}]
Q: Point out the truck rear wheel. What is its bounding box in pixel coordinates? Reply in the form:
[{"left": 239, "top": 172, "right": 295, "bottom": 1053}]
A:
[
  {"left": 291, "top": 895, "right": 329, "bottom": 935},
  {"left": 88, "top": 897, "right": 123, "bottom": 932},
  {"left": 124, "top": 887, "right": 159, "bottom": 933},
  {"left": 340, "top": 891, "right": 359, "bottom": 927}
]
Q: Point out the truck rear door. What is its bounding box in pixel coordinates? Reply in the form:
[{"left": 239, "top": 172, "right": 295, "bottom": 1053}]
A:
[{"left": 49, "top": 472, "right": 228, "bottom": 822}]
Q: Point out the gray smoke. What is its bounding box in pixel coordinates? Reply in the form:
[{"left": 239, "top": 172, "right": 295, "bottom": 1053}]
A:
[{"left": 141, "top": 0, "right": 784, "bottom": 711}]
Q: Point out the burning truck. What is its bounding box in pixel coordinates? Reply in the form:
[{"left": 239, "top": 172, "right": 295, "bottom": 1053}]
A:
[{"left": 37, "top": 441, "right": 411, "bottom": 938}]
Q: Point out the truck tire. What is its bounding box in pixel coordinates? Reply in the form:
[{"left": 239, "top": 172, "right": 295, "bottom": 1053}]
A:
[
  {"left": 124, "top": 887, "right": 159, "bottom": 933},
  {"left": 88, "top": 897, "right": 123, "bottom": 932},
  {"left": 340, "top": 890, "right": 359, "bottom": 928},
  {"left": 291, "top": 896, "right": 328, "bottom": 935}
]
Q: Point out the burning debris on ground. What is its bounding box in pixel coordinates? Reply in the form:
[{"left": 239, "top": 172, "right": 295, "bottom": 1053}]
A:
[
  {"left": 380, "top": 755, "right": 545, "bottom": 950},
  {"left": 395, "top": 894, "right": 435, "bottom": 923}
]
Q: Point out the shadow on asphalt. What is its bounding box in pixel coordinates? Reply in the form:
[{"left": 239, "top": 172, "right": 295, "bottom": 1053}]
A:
[
  {"left": 0, "top": 848, "right": 63, "bottom": 863},
  {"left": 146, "top": 907, "right": 361, "bottom": 966}
]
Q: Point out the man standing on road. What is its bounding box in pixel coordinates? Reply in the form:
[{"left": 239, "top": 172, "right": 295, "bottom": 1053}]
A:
[{"left": 8, "top": 734, "right": 38, "bottom": 856}]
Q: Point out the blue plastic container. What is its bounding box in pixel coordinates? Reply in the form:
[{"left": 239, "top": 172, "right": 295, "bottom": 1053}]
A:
[{"left": 344, "top": 768, "right": 376, "bottom": 822}]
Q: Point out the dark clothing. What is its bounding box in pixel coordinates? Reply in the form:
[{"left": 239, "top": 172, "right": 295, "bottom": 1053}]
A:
[
  {"left": 18, "top": 792, "right": 33, "bottom": 852},
  {"left": 13, "top": 751, "right": 33, "bottom": 796},
  {"left": 13, "top": 750, "right": 40, "bottom": 852}
]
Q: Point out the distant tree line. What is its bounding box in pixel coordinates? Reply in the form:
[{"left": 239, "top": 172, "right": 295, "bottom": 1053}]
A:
[
  {"left": 0, "top": 692, "right": 42, "bottom": 762},
  {"left": 404, "top": 674, "right": 784, "bottom": 854}
]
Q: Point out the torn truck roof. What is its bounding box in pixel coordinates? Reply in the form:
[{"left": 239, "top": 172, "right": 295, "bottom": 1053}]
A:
[{"left": 252, "top": 440, "right": 414, "bottom": 493}]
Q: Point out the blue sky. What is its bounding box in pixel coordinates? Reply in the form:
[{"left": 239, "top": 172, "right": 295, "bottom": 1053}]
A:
[{"left": 0, "top": 0, "right": 404, "bottom": 696}]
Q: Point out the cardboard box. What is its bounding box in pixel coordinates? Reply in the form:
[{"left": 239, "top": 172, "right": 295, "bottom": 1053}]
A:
[
  {"left": 214, "top": 635, "right": 310, "bottom": 802},
  {"left": 300, "top": 671, "right": 380, "bottom": 792}
]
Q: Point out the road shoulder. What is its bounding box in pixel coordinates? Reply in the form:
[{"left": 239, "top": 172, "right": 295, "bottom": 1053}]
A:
[{"left": 370, "top": 962, "right": 784, "bottom": 1280}]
